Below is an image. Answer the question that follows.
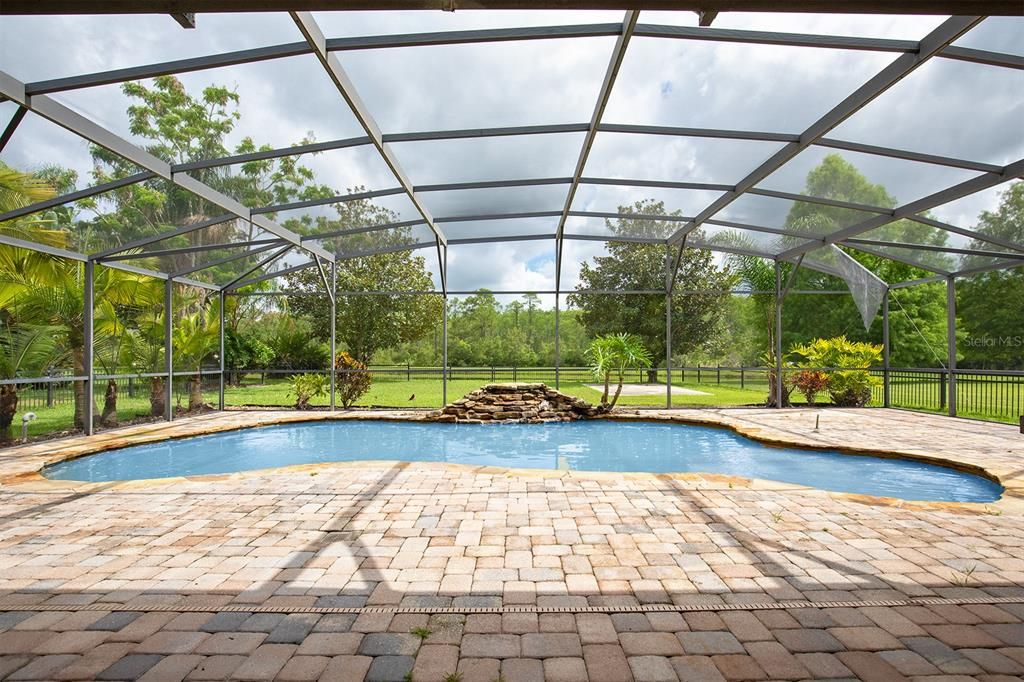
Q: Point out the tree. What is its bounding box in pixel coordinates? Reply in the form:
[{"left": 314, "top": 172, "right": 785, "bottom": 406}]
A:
[
  {"left": 569, "top": 200, "right": 734, "bottom": 380},
  {"left": 0, "top": 325, "right": 58, "bottom": 442},
  {"left": 285, "top": 197, "right": 442, "bottom": 364},
  {"left": 585, "top": 333, "right": 653, "bottom": 409},
  {"left": 3, "top": 254, "right": 161, "bottom": 429},
  {"left": 87, "top": 76, "right": 331, "bottom": 278},
  {"left": 173, "top": 304, "right": 219, "bottom": 411},
  {"left": 958, "top": 181, "right": 1024, "bottom": 369},
  {"left": 772, "top": 155, "right": 950, "bottom": 367}
]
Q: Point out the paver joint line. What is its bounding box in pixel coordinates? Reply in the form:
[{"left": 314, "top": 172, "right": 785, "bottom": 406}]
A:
[{"left": 0, "top": 595, "right": 1021, "bottom": 616}]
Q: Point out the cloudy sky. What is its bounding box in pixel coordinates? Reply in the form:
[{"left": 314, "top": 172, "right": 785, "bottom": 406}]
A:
[{"left": 1, "top": 10, "right": 1022, "bottom": 299}]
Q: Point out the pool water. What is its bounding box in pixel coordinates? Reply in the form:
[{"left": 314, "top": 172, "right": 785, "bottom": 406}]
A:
[{"left": 44, "top": 420, "right": 1002, "bottom": 502}]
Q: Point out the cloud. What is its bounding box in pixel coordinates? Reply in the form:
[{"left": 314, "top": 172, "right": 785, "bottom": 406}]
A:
[{"left": 1, "top": 10, "right": 1021, "bottom": 298}]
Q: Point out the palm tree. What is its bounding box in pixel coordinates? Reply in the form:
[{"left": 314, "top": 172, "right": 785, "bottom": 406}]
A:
[
  {"left": 3, "top": 258, "right": 162, "bottom": 429},
  {"left": 725, "top": 253, "right": 792, "bottom": 407},
  {"left": 173, "top": 306, "right": 219, "bottom": 412},
  {"left": 0, "top": 324, "right": 58, "bottom": 442},
  {"left": 123, "top": 307, "right": 169, "bottom": 417},
  {"left": 0, "top": 163, "right": 67, "bottom": 247},
  {"left": 586, "top": 333, "right": 653, "bottom": 410}
]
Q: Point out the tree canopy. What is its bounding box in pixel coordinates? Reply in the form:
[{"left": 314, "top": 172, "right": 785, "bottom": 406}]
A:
[{"left": 567, "top": 200, "right": 735, "bottom": 367}]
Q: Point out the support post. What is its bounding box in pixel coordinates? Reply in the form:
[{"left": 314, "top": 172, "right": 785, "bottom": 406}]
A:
[
  {"left": 947, "top": 275, "right": 957, "bottom": 417},
  {"left": 882, "top": 289, "right": 891, "bottom": 408},
  {"left": 164, "top": 279, "right": 174, "bottom": 422},
  {"left": 218, "top": 289, "right": 225, "bottom": 410},
  {"left": 774, "top": 260, "right": 783, "bottom": 409},
  {"left": 84, "top": 259, "right": 95, "bottom": 435},
  {"left": 330, "top": 261, "right": 337, "bottom": 410},
  {"left": 442, "top": 247, "right": 448, "bottom": 406},
  {"left": 555, "top": 294, "right": 560, "bottom": 390},
  {"left": 665, "top": 245, "right": 672, "bottom": 409}
]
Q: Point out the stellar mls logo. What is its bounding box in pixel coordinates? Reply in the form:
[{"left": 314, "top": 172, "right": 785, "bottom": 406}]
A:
[{"left": 964, "top": 335, "right": 1024, "bottom": 347}]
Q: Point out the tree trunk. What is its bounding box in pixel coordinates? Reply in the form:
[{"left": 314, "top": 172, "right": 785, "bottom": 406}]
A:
[
  {"left": 188, "top": 375, "right": 203, "bottom": 411},
  {"left": 72, "top": 349, "right": 97, "bottom": 430},
  {"left": 766, "top": 369, "right": 792, "bottom": 408},
  {"left": 150, "top": 376, "right": 166, "bottom": 417},
  {"left": 601, "top": 372, "right": 610, "bottom": 406},
  {"left": 609, "top": 371, "right": 625, "bottom": 409},
  {"left": 647, "top": 368, "right": 658, "bottom": 383},
  {"left": 0, "top": 385, "right": 17, "bottom": 443},
  {"left": 100, "top": 379, "right": 118, "bottom": 426}
]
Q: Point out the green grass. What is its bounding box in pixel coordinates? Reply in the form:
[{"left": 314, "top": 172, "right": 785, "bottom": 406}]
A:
[
  {"left": 221, "top": 376, "right": 772, "bottom": 410},
  {"left": 5, "top": 372, "right": 1020, "bottom": 444}
]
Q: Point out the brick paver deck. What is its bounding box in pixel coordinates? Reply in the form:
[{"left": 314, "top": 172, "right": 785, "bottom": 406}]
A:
[{"left": 0, "top": 408, "right": 1021, "bottom": 680}]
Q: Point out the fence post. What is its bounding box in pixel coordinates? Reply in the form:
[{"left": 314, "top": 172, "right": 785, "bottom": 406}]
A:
[
  {"left": 940, "top": 371, "right": 947, "bottom": 411},
  {"left": 697, "top": 366, "right": 701, "bottom": 383},
  {"left": 491, "top": 366, "right": 495, "bottom": 382},
  {"left": 407, "top": 362, "right": 411, "bottom": 382},
  {"left": 717, "top": 364, "right": 721, "bottom": 385},
  {"left": 47, "top": 378, "right": 54, "bottom": 407},
  {"left": 740, "top": 368, "right": 745, "bottom": 390}
]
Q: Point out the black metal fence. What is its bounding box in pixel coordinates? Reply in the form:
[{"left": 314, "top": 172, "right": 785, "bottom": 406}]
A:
[{"left": 6, "top": 364, "right": 1023, "bottom": 425}]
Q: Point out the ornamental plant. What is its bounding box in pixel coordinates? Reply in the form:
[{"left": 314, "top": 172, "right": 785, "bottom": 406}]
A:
[
  {"left": 788, "top": 336, "right": 882, "bottom": 407},
  {"left": 334, "top": 352, "right": 372, "bottom": 408},
  {"left": 585, "top": 333, "right": 653, "bottom": 410},
  {"left": 789, "top": 369, "right": 829, "bottom": 406},
  {"left": 289, "top": 373, "right": 329, "bottom": 410}
]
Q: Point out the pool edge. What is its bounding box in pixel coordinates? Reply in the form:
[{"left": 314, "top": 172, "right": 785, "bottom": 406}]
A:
[{"left": 5, "top": 408, "right": 1021, "bottom": 514}]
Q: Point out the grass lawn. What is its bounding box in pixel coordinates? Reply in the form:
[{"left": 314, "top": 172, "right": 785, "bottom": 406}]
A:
[
  {"left": 221, "top": 376, "right": 774, "bottom": 410},
  {"left": 5, "top": 373, "right": 1019, "bottom": 444}
]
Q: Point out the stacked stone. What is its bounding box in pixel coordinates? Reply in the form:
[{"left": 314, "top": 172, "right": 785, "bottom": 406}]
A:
[{"left": 428, "top": 383, "right": 599, "bottom": 423}]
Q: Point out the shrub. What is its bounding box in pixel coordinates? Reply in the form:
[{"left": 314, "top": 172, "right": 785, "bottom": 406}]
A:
[
  {"left": 788, "top": 336, "right": 882, "bottom": 407},
  {"left": 289, "top": 373, "right": 329, "bottom": 410},
  {"left": 264, "top": 317, "right": 329, "bottom": 370},
  {"left": 335, "top": 352, "right": 372, "bottom": 408},
  {"left": 790, "top": 369, "right": 829, "bottom": 406}
]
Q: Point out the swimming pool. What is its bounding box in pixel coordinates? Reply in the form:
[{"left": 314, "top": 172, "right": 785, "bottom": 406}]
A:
[{"left": 44, "top": 419, "right": 1001, "bottom": 502}]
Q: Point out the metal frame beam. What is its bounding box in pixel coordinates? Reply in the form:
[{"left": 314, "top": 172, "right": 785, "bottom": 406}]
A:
[
  {"left": 946, "top": 275, "right": 957, "bottom": 417},
  {"left": 0, "top": 105, "right": 27, "bottom": 153},
  {"left": 90, "top": 214, "right": 236, "bottom": 259},
  {"left": 14, "top": 20, "right": 1022, "bottom": 102},
  {"left": 173, "top": 135, "right": 372, "bottom": 173},
  {"left": 845, "top": 237, "right": 1024, "bottom": 261},
  {"left": 221, "top": 245, "right": 293, "bottom": 291},
  {"left": 954, "top": 258, "right": 1024, "bottom": 278},
  {"left": 4, "top": 1, "right": 1022, "bottom": 14},
  {"left": 228, "top": 258, "right": 317, "bottom": 290},
  {"left": 0, "top": 69, "right": 333, "bottom": 266},
  {"left": 667, "top": 16, "right": 983, "bottom": 247},
  {"left": 99, "top": 237, "right": 285, "bottom": 262},
  {"left": 169, "top": 241, "right": 285, "bottom": 278},
  {"left": 253, "top": 187, "right": 406, "bottom": 215},
  {"left": 779, "top": 157, "right": 1024, "bottom": 259},
  {"left": 556, "top": 10, "right": 638, "bottom": 294},
  {"left": 290, "top": 11, "right": 449, "bottom": 275}
]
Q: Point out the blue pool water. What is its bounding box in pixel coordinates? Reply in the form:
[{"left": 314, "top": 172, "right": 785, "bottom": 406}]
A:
[{"left": 44, "top": 420, "right": 1001, "bottom": 502}]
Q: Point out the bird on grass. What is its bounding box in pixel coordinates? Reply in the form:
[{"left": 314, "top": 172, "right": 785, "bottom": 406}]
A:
[{"left": 409, "top": 394, "right": 416, "bottom": 401}]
